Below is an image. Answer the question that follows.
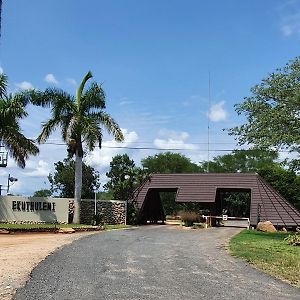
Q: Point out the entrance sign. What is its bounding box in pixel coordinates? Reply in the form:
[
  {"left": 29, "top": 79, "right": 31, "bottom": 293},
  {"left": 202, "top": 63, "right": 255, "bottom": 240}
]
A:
[{"left": 0, "top": 196, "right": 69, "bottom": 223}]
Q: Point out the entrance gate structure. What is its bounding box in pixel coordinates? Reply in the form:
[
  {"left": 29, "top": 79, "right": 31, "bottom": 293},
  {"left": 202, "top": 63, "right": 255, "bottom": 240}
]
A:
[{"left": 131, "top": 173, "right": 300, "bottom": 228}]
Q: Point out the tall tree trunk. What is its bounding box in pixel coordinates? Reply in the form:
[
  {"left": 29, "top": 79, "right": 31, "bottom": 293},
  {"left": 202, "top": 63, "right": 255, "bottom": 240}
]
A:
[{"left": 73, "top": 150, "right": 82, "bottom": 223}]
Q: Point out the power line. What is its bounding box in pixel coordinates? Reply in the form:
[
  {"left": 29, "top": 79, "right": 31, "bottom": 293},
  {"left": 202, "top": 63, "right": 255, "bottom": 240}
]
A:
[
  {"left": 40, "top": 142, "right": 293, "bottom": 153},
  {"left": 32, "top": 138, "right": 238, "bottom": 146}
]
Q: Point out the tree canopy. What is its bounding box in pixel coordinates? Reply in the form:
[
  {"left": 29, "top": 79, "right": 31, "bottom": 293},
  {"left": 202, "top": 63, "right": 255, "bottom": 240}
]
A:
[
  {"left": 229, "top": 57, "right": 300, "bottom": 170},
  {"left": 142, "top": 152, "right": 200, "bottom": 173},
  {"left": 258, "top": 166, "right": 300, "bottom": 210},
  {"left": 48, "top": 158, "right": 100, "bottom": 199},
  {"left": 199, "top": 149, "right": 279, "bottom": 173},
  {"left": 104, "top": 154, "right": 144, "bottom": 201},
  {"left": 0, "top": 74, "right": 39, "bottom": 168},
  {"left": 33, "top": 189, "right": 52, "bottom": 197}
]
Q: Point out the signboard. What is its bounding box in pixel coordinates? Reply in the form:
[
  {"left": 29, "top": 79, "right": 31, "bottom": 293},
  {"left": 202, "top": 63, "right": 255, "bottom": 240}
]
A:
[
  {"left": 0, "top": 196, "right": 70, "bottom": 223},
  {"left": 222, "top": 214, "right": 228, "bottom": 221}
]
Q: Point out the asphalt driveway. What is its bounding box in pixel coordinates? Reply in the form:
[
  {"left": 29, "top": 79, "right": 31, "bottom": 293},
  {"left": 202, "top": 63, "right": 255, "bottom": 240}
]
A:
[{"left": 14, "top": 226, "right": 299, "bottom": 300}]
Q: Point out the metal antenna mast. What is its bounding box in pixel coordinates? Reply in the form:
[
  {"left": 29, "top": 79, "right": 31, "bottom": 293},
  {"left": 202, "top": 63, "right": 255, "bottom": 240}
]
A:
[{"left": 207, "top": 72, "right": 211, "bottom": 173}]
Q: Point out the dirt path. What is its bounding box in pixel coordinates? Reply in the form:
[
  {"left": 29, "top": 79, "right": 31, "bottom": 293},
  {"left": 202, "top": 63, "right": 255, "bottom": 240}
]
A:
[{"left": 0, "top": 231, "right": 99, "bottom": 300}]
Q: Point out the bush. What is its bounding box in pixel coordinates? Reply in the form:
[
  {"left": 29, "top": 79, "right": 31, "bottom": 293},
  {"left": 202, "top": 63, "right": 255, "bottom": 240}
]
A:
[
  {"left": 179, "top": 210, "right": 199, "bottom": 226},
  {"left": 93, "top": 213, "right": 103, "bottom": 226},
  {"left": 192, "top": 222, "right": 205, "bottom": 229},
  {"left": 127, "top": 202, "right": 139, "bottom": 225},
  {"left": 284, "top": 233, "right": 300, "bottom": 246}
]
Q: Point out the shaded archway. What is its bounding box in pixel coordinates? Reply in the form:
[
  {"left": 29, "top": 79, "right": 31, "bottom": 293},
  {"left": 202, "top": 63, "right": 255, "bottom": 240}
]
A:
[
  {"left": 138, "top": 188, "right": 178, "bottom": 224},
  {"left": 214, "top": 188, "right": 251, "bottom": 217}
]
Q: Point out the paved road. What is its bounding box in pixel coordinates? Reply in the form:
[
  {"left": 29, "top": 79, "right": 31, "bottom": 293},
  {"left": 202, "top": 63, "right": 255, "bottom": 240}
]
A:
[{"left": 14, "top": 226, "right": 299, "bottom": 300}]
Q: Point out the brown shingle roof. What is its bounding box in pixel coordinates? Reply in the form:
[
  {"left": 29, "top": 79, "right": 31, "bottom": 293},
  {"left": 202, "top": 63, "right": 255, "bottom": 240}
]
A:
[{"left": 133, "top": 173, "right": 300, "bottom": 227}]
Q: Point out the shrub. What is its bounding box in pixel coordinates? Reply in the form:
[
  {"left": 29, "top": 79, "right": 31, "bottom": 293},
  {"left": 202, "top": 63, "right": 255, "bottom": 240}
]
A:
[
  {"left": 284, "top": 233, "right": 300, "bottom": 246},
  {"left": 192, "top": 222, "right": 205, "bottom": 229},
  {"left": 93, "top": 213, "right": 103, "bottom": 226},
  {"left": 127, "top": 202, "right": 139, "bottom": 225},
  {"left": 179, "top": 210, "right": 199, "bottom": 226}
]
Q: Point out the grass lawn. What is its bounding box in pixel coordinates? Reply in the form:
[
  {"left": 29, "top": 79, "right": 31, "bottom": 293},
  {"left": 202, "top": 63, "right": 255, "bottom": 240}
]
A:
[
  {"left": 0, "top": 223, "right": 130, "bottom": 230},
  {"left": 104, "top": 224, "right": 132, "bottom": 230},
  {"left": 229, "top": 230, "right": 300, "bottom": 288}
]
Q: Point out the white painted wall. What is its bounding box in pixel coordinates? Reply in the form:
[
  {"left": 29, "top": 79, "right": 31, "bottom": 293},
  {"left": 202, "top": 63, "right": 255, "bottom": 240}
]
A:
[{"left": 0, "top": 196, "right": 70, "bottom": 223}]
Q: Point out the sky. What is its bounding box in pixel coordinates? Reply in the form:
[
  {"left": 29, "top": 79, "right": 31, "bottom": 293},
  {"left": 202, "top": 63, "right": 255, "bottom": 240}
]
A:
[{"left": 1, "top": 0, "right": 300, "bottom": 195}]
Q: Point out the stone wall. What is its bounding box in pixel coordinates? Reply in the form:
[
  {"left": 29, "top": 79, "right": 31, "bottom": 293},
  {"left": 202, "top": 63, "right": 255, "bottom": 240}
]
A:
[{"left": 80, "top": 200, "right": 126, "bottom": 225}]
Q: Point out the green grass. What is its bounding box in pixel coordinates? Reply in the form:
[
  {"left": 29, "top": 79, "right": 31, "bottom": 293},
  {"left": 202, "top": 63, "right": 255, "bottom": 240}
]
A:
[
  {"left": 229, "top": 230, "right": 300, "bottom": 287},
  {"left": 103, "top": 224, "right": 132, "bottom": 230},
  {"left": 0, "top": 223, "right": 96, "bottom": 229},
  {"left": 0, "top": 223, "right": 131, "bottom": 231}
]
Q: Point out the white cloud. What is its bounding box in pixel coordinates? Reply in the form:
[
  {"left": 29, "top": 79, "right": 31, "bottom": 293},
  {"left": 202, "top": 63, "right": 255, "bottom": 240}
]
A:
[
  {"left": 154, "top": 129, "right": 197, "bottom": 153},
  {"left": 153, "top": 129, "right": 207, "bottom": 164},
  {"left": 0, "top": 66, "right": 3, "bottom": 74},
  {"left": 182, "top": 94, "right": 203, "bottom": 106},
  {"left": 154, "top": 138, "right": 198, "bottom": 151},
  {"left": 119, "top": 97, "right": 133, "bottom": 106},
  {"left": 22, "top": 160, "right": 51, "bottom": 177},
  {"left": 15, "top": 81, "right": 34, "bottom": 90},
  {"left": 208, "top": 101, "right": 228, "bottom": 122},
  {"left": 44, "top": 73, "right": 59, "bottom": 85},
  {"left": 158, "top": 129, "right": 189, "bottom": 141},
  {"left": 85, "top": 128, "right": 139, "bottom": 169},
  {"left": 278, "top": 1, "right": 300, "bottom": 37},
  {"left": 66, "top": 78, "right": 77, "bottom": 86}
]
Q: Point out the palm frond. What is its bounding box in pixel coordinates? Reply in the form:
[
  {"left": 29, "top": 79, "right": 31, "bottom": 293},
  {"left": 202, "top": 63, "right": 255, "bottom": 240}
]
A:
[
  {"left": 37, "top": 118, "right": 61, "bottom": 143},
  {"left": 81, "top": 116, "right": 101, "bottom": 151},
  {"left": 97, "top": 113, "right": 124, "bottom": 142},
  {"left": 1, "top": 128, "right": 39, "bottom": 168},
  {"left": 3, "top": 95, "right": 28, "bottom": 119},
  {"left": 23, "top": 88, "right": 75, "bottom": 108},
  {"left": 0, "top": 73, "right": 8, "bottom": 99},
  {"left": 81, "top": 82, "right": 106, "bottom": 112},
  {"left": 76, "top": 71, "right": 93, "bottom": 107}
]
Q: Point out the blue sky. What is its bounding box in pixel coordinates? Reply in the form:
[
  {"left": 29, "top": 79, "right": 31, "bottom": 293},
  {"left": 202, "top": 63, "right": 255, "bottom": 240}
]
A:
[{"left": 1, "top": 0, "right": 300, "bottom": 195}]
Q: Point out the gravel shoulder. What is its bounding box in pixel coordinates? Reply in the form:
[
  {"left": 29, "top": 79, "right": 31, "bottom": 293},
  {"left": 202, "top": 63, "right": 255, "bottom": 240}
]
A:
[
  {"left": 14, "top": 226, "right": 300, "bottom": 300},
  {"left": 0, "top": 231, "right": 100, "bottom": 300}
]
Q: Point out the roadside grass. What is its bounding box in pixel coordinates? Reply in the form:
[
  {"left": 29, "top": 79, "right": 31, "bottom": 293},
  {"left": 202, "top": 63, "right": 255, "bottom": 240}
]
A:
[
  {"left": 0, "top": 223, "right": 94, "bottom": 229},
  {"left": 0, "top": 223, "right": 131, "bottom": 231},
  {"left": 229, "top": 230, "right": 300, "bottom": 288},
  {"left": 104, "top": 224, "right": 132, "bottom": 230}
]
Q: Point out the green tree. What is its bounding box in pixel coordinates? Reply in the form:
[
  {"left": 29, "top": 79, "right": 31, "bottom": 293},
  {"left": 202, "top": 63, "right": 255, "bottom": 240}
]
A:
[
  {"left": 97, "top": 191, "right": 113, "bottom": 200},
  {"left": 199, "top": 149, "right": 278, "bottom": 173},
  {"left": 104, "top": 154, "right": 143, "bottom": 201},
  {"left": 33, "top": 189, "right": 52, "bottom": 197},
  {"left": 48, "top": 159, "right": 100, "bottom": 199},
  {"left": 29, "top": 71, "right": 123, "bottom": 222},
  {"left": 142, "top": 152, "right": 200, "bottom": 173},
  {"left": 258, "top": 166, "right": 300, "bottom": 211},
  {"left": 229, "top": 57, "right": 300, "bottom": 170},
  {"left": 0, "top": 74, "right": 39, "bottom": 168}
]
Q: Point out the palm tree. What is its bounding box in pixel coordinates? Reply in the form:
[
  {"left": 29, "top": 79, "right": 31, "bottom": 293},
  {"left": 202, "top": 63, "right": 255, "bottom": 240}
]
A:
[
  {"left": 0, "top": 73, "right": 39, "bottom": 168},
  {"left": 32, "top": 71, "right": 124, "bottom": 223}
]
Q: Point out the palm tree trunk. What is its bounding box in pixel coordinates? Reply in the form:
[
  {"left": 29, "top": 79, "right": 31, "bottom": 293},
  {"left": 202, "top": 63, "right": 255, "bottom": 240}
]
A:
[{"left": 73, "top": 150, "right": 82, "bottom": 223}]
